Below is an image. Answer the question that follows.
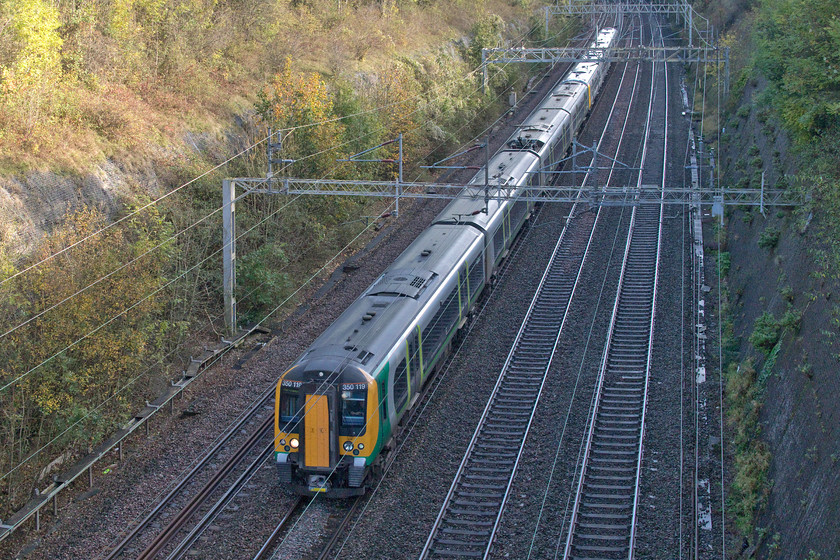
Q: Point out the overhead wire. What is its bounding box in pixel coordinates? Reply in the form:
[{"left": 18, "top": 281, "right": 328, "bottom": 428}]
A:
[
  {"left": 231, "top": 18, "right": 584, "bottom": 316},
  {"left": 0, "top": 26, "right": 550, "bottom": 392},
  {"left": 504, "top": 16, "right": 650, "bottom": 556},
  {"left": 267, "top": 16, "right": 601, "bottom": 549},
  {"left": 0, "top": 15, "right": 579, "bottom": 352},
  {"left": 8, "top": 9, "right": 584, "bottom": 544},
  {"left": 0, "top": 347, "right": 180, "bottom": 484},
  {"left": 2, "top": 17, "right": 558, "bottom": 498},
  {"left": 0, "top": 37, "right": 521, "bottom": 291},
  {"left": 4, "top": 6, "right": 560, "bottom": 491}
]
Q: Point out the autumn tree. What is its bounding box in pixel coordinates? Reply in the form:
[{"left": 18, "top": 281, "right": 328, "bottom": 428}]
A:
[
  {"left": 0, "top": 204, "right": 177, "bottom": 509},
  {"left": 255, "top": 57, "right": 346, "bottom": 177},
  {"left": 0, "top": 0, "right": 63, "bottom": 136}
]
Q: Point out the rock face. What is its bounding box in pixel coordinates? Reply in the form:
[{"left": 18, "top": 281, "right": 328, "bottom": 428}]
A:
[
  {"left": 1, "top": 162, "right": 134, "bottom": 254},
  {"left": 0, "top": 114, "right": 257, "bottom": 258},
  {"left": 721, "top": 79, "right": 840, "bottom": 558}
]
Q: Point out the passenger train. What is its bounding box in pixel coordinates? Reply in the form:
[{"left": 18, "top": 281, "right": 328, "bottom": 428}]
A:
[{"left": 274, "top": 27, "right": 618, "bottom": 496}]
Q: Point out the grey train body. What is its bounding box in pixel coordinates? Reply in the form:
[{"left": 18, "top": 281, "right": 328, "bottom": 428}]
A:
[{"left": 274, "top": 28, "right": 618, "bottom": 495}]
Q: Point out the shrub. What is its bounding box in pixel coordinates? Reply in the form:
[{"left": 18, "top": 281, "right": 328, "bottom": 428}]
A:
[
  {"left": 750, "top": 311, "right": 780, "bottom": 354},
  {"left": 737, "top": 104, "right": 751, "bottom": 119},
  {"left": 725, "top": 361, "right": 772, "bottom": 536},
  {"left": 716, "top": 251, "right": 731, "bottom": 277},
  {"left": 758, "top": 226, "right": 781, "bottom": 250},
  {"left": 780, "top": 285, "right": 794, "bottom": 302},
  {"left": 780, "top": 308, "right": 802, "bottom": 332},
  {"left": 743, "top": 210, "right": 754, "bottom": 225}
]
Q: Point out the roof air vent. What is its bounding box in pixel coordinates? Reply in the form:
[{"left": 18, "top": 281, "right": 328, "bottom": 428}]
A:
[{"left": 421, "top": 249, "right": 432, "bottom": 257}]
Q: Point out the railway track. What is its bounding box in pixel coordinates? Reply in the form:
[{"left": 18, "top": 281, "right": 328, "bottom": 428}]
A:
[
  {"left": 251, "top": 497, "right": 304, "bottom": 560},
  {"left": 417, "top": 23, "right": 654, "bottom": 559},
  {"left": 417, "top": 202, "right": 596, "bottom": 559},
  {"left": 561, "top": 198, "right": 662, "bottom": 560},
  {"left": 560, "top": 18, "right": 669, "bottom": 560},
  {"left": 94, "top": 34, "right": 592, "bottom": 560},
  {"left": 101, "top": 395, "right": 276, "bottom": 560}
]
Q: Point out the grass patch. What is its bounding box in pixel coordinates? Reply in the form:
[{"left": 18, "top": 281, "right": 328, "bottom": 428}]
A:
[{"left": 725, "top": 360, "right": 772, "bottom": 536}]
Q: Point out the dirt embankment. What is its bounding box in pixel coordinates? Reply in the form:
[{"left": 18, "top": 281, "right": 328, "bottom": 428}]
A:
[{"left": 719, "top": 77, "right": 840, "bottom": 558}]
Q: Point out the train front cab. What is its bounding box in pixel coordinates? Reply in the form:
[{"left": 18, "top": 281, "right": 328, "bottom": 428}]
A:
[{"left": 274, "top": 362, "right": 379, "bottom": 497}]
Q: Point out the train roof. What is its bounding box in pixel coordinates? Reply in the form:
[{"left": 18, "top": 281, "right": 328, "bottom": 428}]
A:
[
  {"left": 300, "top": 223, "right": 483, "bottom": 371},
  {"left": 565, "top": 27, "right": 617, "bottom": 86},
  {"left": 290, "top": 27, "right": 618, "bottom": 377},
  {"left": 432, "top": 150, "right": 539, "bottom": 229},
  {"left": 507, "top": 27, "right": 617, "bottom": 156}
]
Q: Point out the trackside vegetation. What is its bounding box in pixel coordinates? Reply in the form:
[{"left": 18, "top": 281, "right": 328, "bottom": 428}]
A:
[
  {"left": 0, "top": 0, "right": 577, "bottom": 519},
  {"left": 695, "top": 0, "right": 840, "bottom": 551}
]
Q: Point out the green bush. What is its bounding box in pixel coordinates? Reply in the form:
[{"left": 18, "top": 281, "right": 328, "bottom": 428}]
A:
[
  {"left": 750, "top": 311, "right": 781, "bottom": 354},
  {"left": 781, "top": 308, "right": 802, "bottom": 332},
  {"left": 755, "top": 0, "right": 840, "bottom": 139},
  {"left": 737, "top": 104, "right": 751, "bottom": 119},
  {"left": 780, "top": 285, "right": 794, "bottom": 302},
  {"left": 758, "top": 226, "right": 781, "bottom": 250},
  {"left": 716, "top": 250, "right": 731, "bottom": 277},
  {"left": 743, "top": 210, "right": 754, "bottom": 225}
]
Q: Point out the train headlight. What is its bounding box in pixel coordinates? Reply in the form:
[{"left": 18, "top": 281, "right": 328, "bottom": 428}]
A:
[
  {"left": 358, "top": 443, "right": 365, "bottom": 450},
  {"left": 343, "top": 441, "right": 354, "bottom": 452},
  {"left": 279, "top": 439, "right": 286, "bottom": 446},
  {"left": 290, "top": 438, "right": 299, "bottom": 449}
]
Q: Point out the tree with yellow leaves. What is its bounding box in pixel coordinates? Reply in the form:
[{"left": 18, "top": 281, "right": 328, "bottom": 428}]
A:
[
  {"left": 255, "top": 57, "right": 346, "bottom": 177},
  {"left": 0, "top": 203, "right": 176, "bottom": 509},
  {"left": 0, "top": 0, "right": 63, "bottom": 136}
]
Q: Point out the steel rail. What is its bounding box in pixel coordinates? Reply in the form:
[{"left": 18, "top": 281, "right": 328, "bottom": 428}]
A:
[
  {"left": 164, "top": 440, "right": 275, "bottom": 560},
  {"left": 418, "top": 188, "right": 594, "bottom": 560},
  {"left": 102, "top": 394, "right": 275, "bottom": 559},
  {"left": 561, "top": 16, "right": 667, "bottom": 560},
  {"left": 418, "top": 23, "right": 648, "bottom": 559},
  {"left": 251, "top": 497, "right": 305, "bottom": 560},
  {"left": 316, "top": 496, "right": 364, "bottom": 560},
  {"left": 628, "top": 20, "right": 669, "bottom": 559},
  {"left": 135, "top": 415, "right": 273, "bottom": 560}
]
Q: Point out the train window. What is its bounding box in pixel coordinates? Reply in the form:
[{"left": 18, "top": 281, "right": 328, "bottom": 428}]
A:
[
  {"left": 469, "top": 254, "right": 484, "bottom": 298},
  {"left": 511, "top": 200, "right": 527, "bottom": 230},
  {"left": 422, "top": 285, "right": 460, "bottom": 367},
  {"left": 394, "top": 354, "right": 409, "bottom": 412},
  {"left": 408, "top": 331, "right": 422, "bottom": 393},
  {"left": 340, "top": 389, "right": 367, "bottom": 436},
  {"left": 279, "top": 388, "right": 301, "bottom": 431},
  {"left": 493, "top": 224, "right": 505, "bottom": 260}
]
